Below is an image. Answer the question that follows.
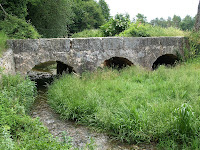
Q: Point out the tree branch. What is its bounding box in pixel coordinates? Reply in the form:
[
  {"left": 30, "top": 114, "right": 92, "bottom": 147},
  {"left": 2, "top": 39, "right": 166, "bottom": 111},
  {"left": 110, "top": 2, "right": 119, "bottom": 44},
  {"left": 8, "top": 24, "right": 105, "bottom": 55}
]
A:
[{"left": 0, "top": 4, "right": 8, "bottom": 16}]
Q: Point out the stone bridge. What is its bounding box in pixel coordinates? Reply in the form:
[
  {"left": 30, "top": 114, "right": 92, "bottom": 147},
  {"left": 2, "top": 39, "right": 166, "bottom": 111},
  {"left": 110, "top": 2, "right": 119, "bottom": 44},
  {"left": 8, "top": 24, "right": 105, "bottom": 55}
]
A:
[{"left": 7, "top": 37, "right": 188, "bottom": 75}]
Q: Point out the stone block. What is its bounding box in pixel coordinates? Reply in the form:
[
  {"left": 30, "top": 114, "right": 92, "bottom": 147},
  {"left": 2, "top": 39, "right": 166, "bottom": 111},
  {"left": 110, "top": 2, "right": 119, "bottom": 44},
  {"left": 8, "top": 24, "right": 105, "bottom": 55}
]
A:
[
  {"left": 102, "top": 37, "right": 123, "bottom": 51},
  {"left": 71, "top": 38, "right": 102, "bottom": 51},
  {"left": 9, "top": 39, "right": 39, "bottom": 54}
]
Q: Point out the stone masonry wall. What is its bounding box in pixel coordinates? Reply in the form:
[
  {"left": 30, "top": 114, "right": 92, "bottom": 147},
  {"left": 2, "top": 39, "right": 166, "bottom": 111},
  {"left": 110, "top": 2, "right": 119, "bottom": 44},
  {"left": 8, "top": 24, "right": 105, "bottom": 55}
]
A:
[
  {"left": 7, "top": 37, "right": 187, "bottom": 75},
  {"left": 0, "top": 49, "right": 16, "bottom": 75}
]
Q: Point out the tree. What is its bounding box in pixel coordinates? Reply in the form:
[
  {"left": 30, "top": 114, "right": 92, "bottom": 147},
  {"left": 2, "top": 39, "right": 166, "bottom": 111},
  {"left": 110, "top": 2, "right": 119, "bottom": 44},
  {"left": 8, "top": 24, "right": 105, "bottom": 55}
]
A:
[
  {"left": 0, "top": 0, "right": 29, "bottom": 19},
  {"left": 180, "top": 15, "right": 195, "bottom": 31},
  {"left": 27, "top": 0, "right": 74, "bottom": 38},
  {"left": 98, "top": 0, "right": 110, "bottom": 21},
  {"left": 69, "top": 0, "right": 105, "bottom": 34},
  {"left": 136, "top": 13, "right": 147, "bottom": 24},
  {"left": 172, "top": 15, "right": 181, "bottom": 28},
  {"left": 150, "top": 18, "right": 167, "bottom": 27},
  {"left": 195, "top": 0, "right": 200, "bottom": 31},
  {"left": 167, "top": 17, "right": 172, "bottom": 27}
]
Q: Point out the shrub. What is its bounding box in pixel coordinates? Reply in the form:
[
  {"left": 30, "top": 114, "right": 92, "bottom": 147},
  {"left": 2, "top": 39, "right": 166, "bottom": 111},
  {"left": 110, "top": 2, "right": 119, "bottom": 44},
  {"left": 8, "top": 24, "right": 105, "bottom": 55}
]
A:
[
  {"left": 119, "top": 22, "right": 150, "bottom": 37},
  {"left": 146, "top": 26, "right": 186, "bottom": 37},
  {"left": 185, "top": 31, "right": 200, "bottom": 58},
  {"left": 100, "top": 14, "right": 130, "bottom": 36},
  {"left": 119, "top": 23, "right": 186, "bottom": 37},
  {"left": 0, "top": 15, "right": 40, "bottom": 39},
  {"left": 71, "top": 29, "right": 104, "bottom": 38}
]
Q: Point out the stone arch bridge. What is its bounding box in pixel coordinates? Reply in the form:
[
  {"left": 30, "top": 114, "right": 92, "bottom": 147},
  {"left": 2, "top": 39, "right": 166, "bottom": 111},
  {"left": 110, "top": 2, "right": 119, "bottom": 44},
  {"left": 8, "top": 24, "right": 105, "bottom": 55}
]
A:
[{"left": 7, "top": 37, "right": 188, "bottom": 75}]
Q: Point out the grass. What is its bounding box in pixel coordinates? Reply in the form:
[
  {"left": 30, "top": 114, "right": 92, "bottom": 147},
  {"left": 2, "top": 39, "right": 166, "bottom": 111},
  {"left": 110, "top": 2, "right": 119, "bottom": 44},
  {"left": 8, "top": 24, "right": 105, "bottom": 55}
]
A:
[
  {"left": 0, "top": 31, "right": 8, "bottom": 57},
  {"left": 0, "top": 72, "right": 72, "bottom": 149},
  {"left": 48, "top": 57, "right": 200, "bottom": 149}
]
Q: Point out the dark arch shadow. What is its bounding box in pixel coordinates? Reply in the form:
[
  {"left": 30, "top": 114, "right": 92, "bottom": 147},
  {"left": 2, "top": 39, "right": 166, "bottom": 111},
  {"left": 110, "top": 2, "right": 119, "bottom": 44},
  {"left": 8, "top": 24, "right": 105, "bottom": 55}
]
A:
[
  {"left": 103, "top": 57, "right": 133, "bottom": 70},
  {"left": 152, "top": 54, "right": 179, "bottom": 70},
  {"left": 56, "top": 61, "right": 75, "bottom": 75},
  {"left": 28, "top": 61, "right": 75, "bottom": 87}
]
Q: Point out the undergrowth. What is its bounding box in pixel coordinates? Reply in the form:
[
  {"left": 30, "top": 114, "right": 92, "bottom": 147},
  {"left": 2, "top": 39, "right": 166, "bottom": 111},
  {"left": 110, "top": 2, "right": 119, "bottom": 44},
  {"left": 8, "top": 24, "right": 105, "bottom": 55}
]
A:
[
  {"left": 71, "top": 29, "right": 104, "bottom": 38},
  {"left": 0, "top": 72, "right": 71, "bottom": 149},
  {"left": 119, "top": 23, "right": 186, "bottom": 37},
  {"left": 48, "top": 58, "right": 200, "bottom": 149},
  {"left": 0, "top": 31, "right": 8, "bottom": 56}
]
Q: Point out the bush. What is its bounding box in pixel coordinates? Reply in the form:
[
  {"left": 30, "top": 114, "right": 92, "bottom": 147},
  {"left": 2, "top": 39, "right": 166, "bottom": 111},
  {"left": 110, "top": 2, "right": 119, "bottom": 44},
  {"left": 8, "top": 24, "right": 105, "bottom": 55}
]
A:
[
  {"left": 0, "top": 15, "right": 40, "bottom": 39},
  {"left": 71, "top": 29, "right": 104, "bottom": 38},
  {"left": 100, "top": 14, "right": 130, "bottom": 36},
  {"left": 185, "top": 31, "right": 200, "bottom": 58},
  {"left": 119, "top": 23, "right": 186, "bottom": 37},
  {"left": 119, "top": 22, "right": 150, "bottom": 37},
  {"left": 146, "top": 26, "right": 186, "bottom": 37}
]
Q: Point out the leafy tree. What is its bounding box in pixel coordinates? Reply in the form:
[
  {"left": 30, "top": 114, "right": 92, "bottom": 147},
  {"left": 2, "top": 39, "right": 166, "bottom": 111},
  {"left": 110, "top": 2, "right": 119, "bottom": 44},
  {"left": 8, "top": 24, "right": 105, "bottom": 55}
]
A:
[
  {"left": 0, "top": 15, "right": 40, "bottom": 39},
  {"left": 180, "top": 15, "right": 195, "bottom": 31},
  {"left": 100, "top": 13, "right": 130, "bottom": 36},
  {"left": 150, "top": 18, "right": 167, "bottom": 27},
  {"left": 136, "top": 13, "right": 147, "bottom": 24},
  {"left": 0, "top": 0, "right": 29, "bottom": 19},
  {"left": 98, "top": 0, "right": 110, "bottom": 21},
  {"left": 69, "top": 0, "right": 105, "bottom": 34},
  {"left": 167, "top": 17, "right": 173, "bottom": 27},
  {"left": 172, "top": 15, "right": 181, "bottom": 28},
  {"left": 27, "top": 0, "right": 74, "bottom": 38}
]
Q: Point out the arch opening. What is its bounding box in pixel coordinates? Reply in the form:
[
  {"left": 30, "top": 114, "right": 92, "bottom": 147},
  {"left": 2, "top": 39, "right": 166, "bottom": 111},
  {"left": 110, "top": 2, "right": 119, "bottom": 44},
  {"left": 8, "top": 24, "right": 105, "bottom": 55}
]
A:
[
  {"left": 56, "top": 61, "right": 74, "bottom": 75},
  {"left": 28, "top": 61, "right": 75, "bottom": 87},
  {"left": 152, "top": 54, "right": 179, "bottom": 70},
  {"left": 102, "top": 57, "right": 133, "bottom": 70}
]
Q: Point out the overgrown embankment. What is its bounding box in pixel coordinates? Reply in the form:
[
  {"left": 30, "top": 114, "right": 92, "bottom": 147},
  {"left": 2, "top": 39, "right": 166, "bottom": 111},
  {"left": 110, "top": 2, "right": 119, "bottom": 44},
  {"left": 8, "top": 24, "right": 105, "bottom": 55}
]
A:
[
  {"left": 48, "top": 58, "right": 200, "bottom": 149},
  {"left": 0, "top": 73, "right": 71, "bottom": 149}
]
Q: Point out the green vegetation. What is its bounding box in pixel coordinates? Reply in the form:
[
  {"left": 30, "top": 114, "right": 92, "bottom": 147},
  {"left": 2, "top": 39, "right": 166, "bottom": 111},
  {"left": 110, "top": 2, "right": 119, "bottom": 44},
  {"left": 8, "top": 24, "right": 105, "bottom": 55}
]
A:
[
  {"left": 150, "top": 15, "right": 195, "bottom": 31},
  {"left": 0, "top": 72, "right": 71, "bottom": 149},
  {"left": 119, "top": 23, "right": 186, "bottom": 37},
  {"left": 0, "top": 15, "right": 40, "bottom": 39},
  {"left": 0, "top": 31, "right": 7, "bottom": 56},
  {"left": 71, "top": 29, "right": 103, "bottom": 38},
  {"left": 98, "top": 0, "right": 110, "bottom": 21},
  {"left": 69, "top": 0, "right": 106, "bottom": 34},
  {"left": 48, "top": 58, "right": 200, "bottom": 149},
  {"left": 0, "top": 0, "right": 29, "bottom": 19},
  {"left": 100, "top": 14, "right": 131, "bottom": 36},
  {"left": 27, "top": 0, "right": 74, "bottom": 38}
]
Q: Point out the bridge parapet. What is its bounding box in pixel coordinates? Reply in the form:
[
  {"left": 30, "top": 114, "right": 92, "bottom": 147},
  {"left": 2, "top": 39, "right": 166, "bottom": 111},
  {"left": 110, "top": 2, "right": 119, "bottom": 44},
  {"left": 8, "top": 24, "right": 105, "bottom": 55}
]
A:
[{"left": 7, "top": 37, "right": 188, "bottom": 74}]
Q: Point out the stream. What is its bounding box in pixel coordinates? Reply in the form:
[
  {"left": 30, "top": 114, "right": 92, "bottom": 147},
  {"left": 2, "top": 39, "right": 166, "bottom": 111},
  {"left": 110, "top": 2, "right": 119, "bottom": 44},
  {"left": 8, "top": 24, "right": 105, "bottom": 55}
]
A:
[{"left": 29, "top": 70, "right": 155, "bottom": 150}]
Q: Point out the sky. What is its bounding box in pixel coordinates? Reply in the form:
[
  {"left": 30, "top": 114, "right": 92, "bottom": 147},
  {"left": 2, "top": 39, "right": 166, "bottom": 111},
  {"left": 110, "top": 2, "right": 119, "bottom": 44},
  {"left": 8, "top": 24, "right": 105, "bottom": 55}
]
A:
[{"left": 105, "top": 0, "right": 199, "bottom": 21}]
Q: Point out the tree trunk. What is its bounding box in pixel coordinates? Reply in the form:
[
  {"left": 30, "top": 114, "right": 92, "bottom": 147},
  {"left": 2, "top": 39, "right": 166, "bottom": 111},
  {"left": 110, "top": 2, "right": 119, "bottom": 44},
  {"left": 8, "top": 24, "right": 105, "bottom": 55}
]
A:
[{"left": 195, "top": 0, "right": 200, "bottom": 31}]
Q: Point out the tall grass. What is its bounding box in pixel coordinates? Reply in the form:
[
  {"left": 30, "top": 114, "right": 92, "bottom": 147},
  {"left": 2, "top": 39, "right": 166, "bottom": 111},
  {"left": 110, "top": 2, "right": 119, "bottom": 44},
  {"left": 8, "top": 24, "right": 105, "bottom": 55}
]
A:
[
  {"left": 48, "top": 58, "right": 200, "bottom": 149},
  {"left": 0, "top": 72, "right": 71, "bottom": 149}
]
